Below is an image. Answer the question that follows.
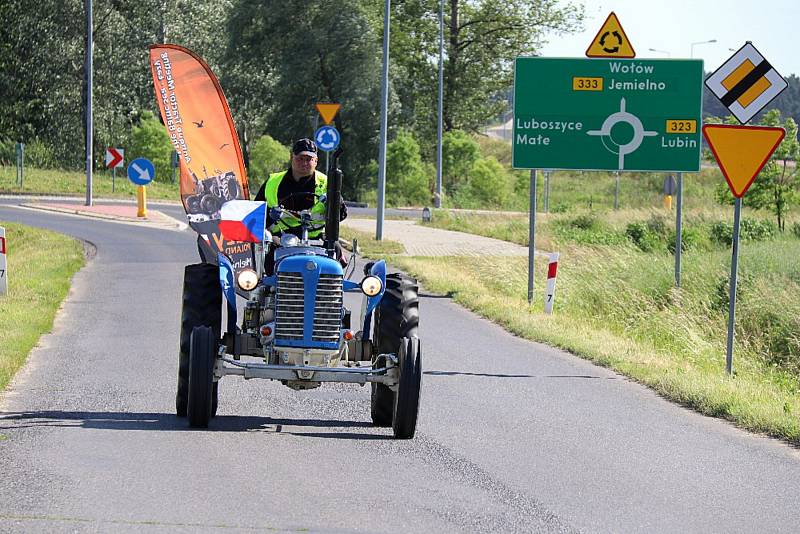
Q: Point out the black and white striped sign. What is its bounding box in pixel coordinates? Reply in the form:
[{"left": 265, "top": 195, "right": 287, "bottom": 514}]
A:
[{"left": 705, "top": 43, "right": 787, "bottom": 124}]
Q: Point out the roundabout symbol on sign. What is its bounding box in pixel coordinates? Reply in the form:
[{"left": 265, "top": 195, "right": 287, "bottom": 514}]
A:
[
  {"left": 587, "top": 98, "right": 657, "bottom": 170},
  {"left": 314, "top": 125, "right": 340, "bottom": 153}
]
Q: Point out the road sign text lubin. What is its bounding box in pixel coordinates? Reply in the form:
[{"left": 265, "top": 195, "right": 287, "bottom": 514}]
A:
[{"left": 513, "top": 58, "right": 703, "bottom": 172}]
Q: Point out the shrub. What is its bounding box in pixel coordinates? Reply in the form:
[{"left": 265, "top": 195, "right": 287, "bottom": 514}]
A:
[
  {"left": 386, "top": 130, "right": 430, "bottom": 206},
  {"left": 792, "top": 222, "right": 800, "bottom": 239},
  {"left": 626, "top": 222, "right": 662, "bottom": 252},
  {"left": 442, "top": 130, "right": 480, "bottom": 192},
  {"left": 668, "top": 227, "right": 699, "bottom": 254},
  {"left": 248, "top": 135, "right": 288, "bottom": 194},
  {"left": 128, "top": 111, "right": 174, "bottom": 183},
  {"left": 571, "top": 214, "right": 596, "bottom": 230},
  {"left": 468, "top": 156, "right": 512, "bottom": 207},
  {"left": 24, "top": 139, "right": 57, "bottom": 169},
  {"left": 710, "top": 218, "right": 777, "bottom": 246}
]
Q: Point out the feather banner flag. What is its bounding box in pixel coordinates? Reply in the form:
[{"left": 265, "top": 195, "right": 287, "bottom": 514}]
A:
[{"left": 148, "top": 44, "right": 255, "bottom": 278}]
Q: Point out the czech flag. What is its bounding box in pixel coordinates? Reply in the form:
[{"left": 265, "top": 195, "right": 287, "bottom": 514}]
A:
[{"left": 218, "top": 200, "right": 266, "bottom": 242}]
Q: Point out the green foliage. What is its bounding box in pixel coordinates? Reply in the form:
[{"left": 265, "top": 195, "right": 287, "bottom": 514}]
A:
[
  {"left": 711, "top": 110, "right": 800, "bottom": 231},
  {"left": 468, "top": 156, "right": 511, "bottom": 207},
  {"left": 128, "top": 111, "right": 174, "bottom": 183},
  {"left": 792, "top": 222, "right": 800, "bottom": 239},
  {"left": 442, "top": 130, "right": 480, "bottom": 194},
  {"left": 551, "top": 215, "right": 628, "bottom": 246},
  {"left": 625, "top": 222, "right": 662, "bottom": 252},
  {"left": 386, "top": 131, "right": 430, "bottom": 206},
  {"left": 710, "top": 218, "right": 777, "bottom": 246},
  {"left": 23, "top": 139, "right": 57, "bottom": 169},
  {"left": 668, "top": 227, "right": 700, "bottom": 254},
  {"left": 248, "top": 135, "right": 289, "bottom": 193}
]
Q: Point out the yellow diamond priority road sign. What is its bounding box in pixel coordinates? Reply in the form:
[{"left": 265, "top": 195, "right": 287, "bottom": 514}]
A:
[
  {"left": 705, "top": 43, "right": 788, "bottom": 124},
  {"left": 585, "top": 12, "right": 635, "bottom": 58}
]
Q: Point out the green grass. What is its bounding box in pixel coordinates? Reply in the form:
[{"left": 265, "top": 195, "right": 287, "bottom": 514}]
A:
[
  {"left": 411, "top": 195, "right": 800, "bottom": 442},
  {"left": 390, "top": 242, "right": 800, "bottom": 442},
  {"left": 339, "top": 227, "right": 405, "bottom": 257},
  {"left": 0, "top": 222, "right": 85, "bottom": 391},
  {"left": 0, "top": 165, "right": 181, "bottom": 201}
]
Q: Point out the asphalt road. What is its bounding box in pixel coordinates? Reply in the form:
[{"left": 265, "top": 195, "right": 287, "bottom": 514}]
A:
[{"left": 1, "top": 199, "right": 800, "bottom": 533}]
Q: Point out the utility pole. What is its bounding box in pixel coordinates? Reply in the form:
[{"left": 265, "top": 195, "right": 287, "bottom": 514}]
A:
[
  {"left": 85, "top": 0, "right": 93, "bottom": 206},
  {"left": 435, "top": 0, "right": 444, "bottom": 208},
  {"left": 376, "top": 0, "right": 391, "bottom": 240}
]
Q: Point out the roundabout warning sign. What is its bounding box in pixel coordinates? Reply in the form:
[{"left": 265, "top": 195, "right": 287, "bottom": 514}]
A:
[{"left": 512, "top": 57, "right": 703, "bottom": 172}]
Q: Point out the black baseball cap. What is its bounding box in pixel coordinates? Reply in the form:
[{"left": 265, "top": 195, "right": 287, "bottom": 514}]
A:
[{"left": 292, "top": 138, "right": 317, "bottom": 157}]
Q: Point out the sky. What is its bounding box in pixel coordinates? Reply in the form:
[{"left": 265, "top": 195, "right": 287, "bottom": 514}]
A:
[{"left": 540, "top": 0, "right": 800, "bottom": 77}]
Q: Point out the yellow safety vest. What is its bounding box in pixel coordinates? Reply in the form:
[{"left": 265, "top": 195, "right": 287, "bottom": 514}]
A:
[{"left": 264, "top": 170, "right": 328, "bottom": 238}]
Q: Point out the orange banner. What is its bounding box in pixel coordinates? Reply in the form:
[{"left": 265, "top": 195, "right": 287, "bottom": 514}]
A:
[{"left": 149, "top": 44, "right": 254, "bottom": 274}]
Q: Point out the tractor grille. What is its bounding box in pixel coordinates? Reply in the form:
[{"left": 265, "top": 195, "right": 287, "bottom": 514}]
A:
[{"left": 275, "top": 272, "right": 343, "bottom": 342}]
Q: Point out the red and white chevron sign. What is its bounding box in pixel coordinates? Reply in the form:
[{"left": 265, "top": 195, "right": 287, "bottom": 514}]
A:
[{"left": 105, "top": 147, "right": 124, "bottom": 169}]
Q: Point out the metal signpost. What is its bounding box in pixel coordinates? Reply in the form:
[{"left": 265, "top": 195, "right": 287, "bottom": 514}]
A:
[
  {"left": 105, "top": 147, "right": 124, "bottom": 193},
  {"left": 0, "top": 226, "right": 7, "bottom": 296},
  {"left": 513, "top": 55, "right": 703, "bottom": 302},
  {"left": 15, "top": 142, "right": 24, "bottom": 188},
  {"left": 702, "top": 42, "right": 789, "bottom": 375},
  {"left": 703, "top": 124, "right": 785, "bottom": 374}
]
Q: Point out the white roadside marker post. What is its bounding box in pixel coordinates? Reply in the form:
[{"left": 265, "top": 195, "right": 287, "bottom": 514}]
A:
[
  {"left": 544, "top": 252, "right": 559, "bottom": 314},
  {"left": 0, "top": 226, "right": 7, "bottom": 296}
]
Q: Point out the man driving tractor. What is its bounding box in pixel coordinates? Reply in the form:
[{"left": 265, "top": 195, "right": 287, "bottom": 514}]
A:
[{"left": 254, "top": 138, "right": 347, "bottom": 239}]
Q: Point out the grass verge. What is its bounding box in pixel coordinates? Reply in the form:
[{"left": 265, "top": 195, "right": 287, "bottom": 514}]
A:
[
  {"left": 0, "top": 222, "right": 85, "bottom": 391},
  {"left": 389, "top": 242, "right": 800, "bottom": 444},
  {"left": 0, "top": 165, "right": 181, "bottom": 201}
]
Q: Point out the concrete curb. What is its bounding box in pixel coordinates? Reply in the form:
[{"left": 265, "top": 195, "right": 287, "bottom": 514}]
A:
[{"left": 17, "top": 203, "right": 187, "bottom": 232}]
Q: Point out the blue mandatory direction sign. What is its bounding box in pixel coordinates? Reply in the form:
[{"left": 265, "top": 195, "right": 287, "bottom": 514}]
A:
[
  {"left": 314, "top": 125, "right": 340, "bottom": 152},
  {"left": 127, "top": 157, "right": 155, "bottom": 186}
]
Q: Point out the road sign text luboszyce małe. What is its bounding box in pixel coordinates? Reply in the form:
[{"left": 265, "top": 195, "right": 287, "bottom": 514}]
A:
[{"left": 513, "top": 58, "right": 703, "bottom": 172}]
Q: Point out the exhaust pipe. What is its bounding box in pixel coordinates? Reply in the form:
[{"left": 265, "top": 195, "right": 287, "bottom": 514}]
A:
[{"left": 324, "top": 147, "right": 343, "bottom": 254}]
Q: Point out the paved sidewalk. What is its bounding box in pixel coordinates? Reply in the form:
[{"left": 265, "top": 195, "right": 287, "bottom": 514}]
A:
[
  {"left": 19, "top": 201, "right": 186, "bottom": 231},
  {"left": 341, "top": 217, "right": 530, "bottom": 256}
]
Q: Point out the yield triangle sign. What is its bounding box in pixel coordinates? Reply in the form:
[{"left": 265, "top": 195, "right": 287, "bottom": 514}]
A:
[
  {"left": 585, "top": 12, "right": 635, "bottom": 58},
  {"left": 315, "top": 103, "right": 341, "bottom": 125},
  {"left": 702, "top": 124, "right": 785, "bottom": 198}
]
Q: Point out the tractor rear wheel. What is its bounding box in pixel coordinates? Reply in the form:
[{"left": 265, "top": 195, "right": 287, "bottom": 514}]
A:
[
  {"left": 177, "top": 263, "right": 221, "bottom": 417},
  {"left": 372, "top": 273, "right": 419, "bottom": 427}
]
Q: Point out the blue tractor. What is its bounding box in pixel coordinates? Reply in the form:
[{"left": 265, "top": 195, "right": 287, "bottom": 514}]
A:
[{"left": 176, "top": 148, "right": 421, "bottom": 438}]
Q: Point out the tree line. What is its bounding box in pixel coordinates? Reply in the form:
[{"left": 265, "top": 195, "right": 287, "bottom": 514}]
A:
[{"left": 0, "top": 0, "right": 583, "bottom": 202}]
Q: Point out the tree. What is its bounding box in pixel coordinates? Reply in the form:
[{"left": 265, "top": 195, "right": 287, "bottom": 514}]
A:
[
  {"left": 248, "top": 135, "right": 289, "bottom": 194},
  {"left": 128, "top": 111, "right": 173, "bottom": 182},
  {"left": 391, "top": 0, "right": 584, "bottom": 145},
  {"left": 227, "top": 0, "right": 385, "bottom": 201},
  {"left": 442, "top": 129, "right": 480, "bottom": 194},
  {"left": 747, "top": 109, "right": 800, "bottom": 232},
  {"left": 469, "top": 156, "right": 512, "bottom": 206},
  {"left": 385, "top": 130, "right": 430, "bottom": 206}
]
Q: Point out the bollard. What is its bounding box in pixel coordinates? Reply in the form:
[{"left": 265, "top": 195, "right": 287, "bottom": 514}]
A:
[
  {"left": 15, "top": 142, "right": 24, "bottom": 188},
  {"left": 0, "top": 226, "right": 7, "bottom": 296},
  {"left": 137, "top": 186, "right": 147, "bottom": 218},
  {"left": 544, "top": 252, "right": 559, "bottom": 314}
]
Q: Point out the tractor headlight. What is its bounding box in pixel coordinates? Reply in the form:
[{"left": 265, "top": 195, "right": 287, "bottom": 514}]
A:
[
  {"left": 236, "top": 268, "right": 259, "bottom": 291},
  {"left": 361, "top": 275, "right": 382, "bottom": 297}
]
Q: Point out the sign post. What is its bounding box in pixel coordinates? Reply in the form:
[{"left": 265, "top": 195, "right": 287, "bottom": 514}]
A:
[
  {"left": 527, "top": 169, "right": 537, "bottom": 304},
  {"left": 127, "top": 157, "right": 155, "bottom": 218},
  {"left": 105, "top": 147, "right": 124, "bottom": 193},
  {"left": 0, "top": 226, "right": 6, "bottom": 296},
  {"left": 703, "top": 124, "right": 785, "bottom": 374},
  {"left": 15, "top": 142, "right": 24, "bottom": 188}
]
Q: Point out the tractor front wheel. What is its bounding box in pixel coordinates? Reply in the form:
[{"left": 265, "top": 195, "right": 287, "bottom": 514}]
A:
[{"left": 187, "top": 326, "right": 216, "bottom": 428}]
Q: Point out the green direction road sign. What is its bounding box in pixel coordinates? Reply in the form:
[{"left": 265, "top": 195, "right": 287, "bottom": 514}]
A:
[{"left": 513, "top": 57, "right": 703, "bottom": 172}]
